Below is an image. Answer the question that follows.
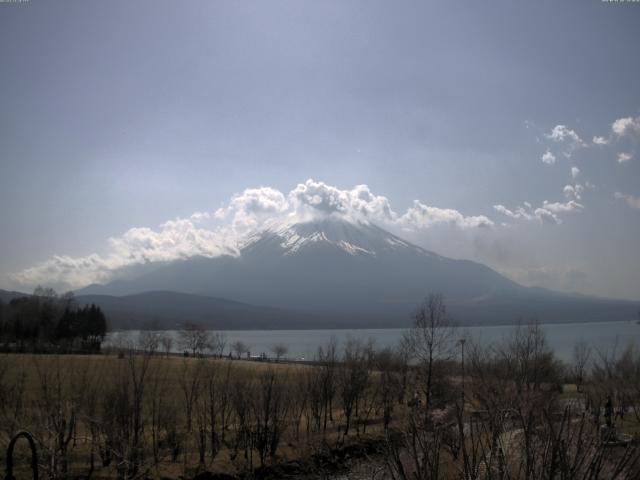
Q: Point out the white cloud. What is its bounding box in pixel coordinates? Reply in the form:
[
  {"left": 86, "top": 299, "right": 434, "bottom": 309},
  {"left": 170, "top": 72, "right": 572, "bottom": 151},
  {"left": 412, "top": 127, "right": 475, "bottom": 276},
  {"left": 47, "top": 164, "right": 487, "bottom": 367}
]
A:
[
  {"left": 541, "top": 150, "right": 556, "bottom": 165},
  {"left": 12, "top": 255, "right": 113, "bottom": 291},
  {"left": 108, "top": 218, "right": 235, "bottom": 263},
  {"left": 215, "top": 187, "right": 290, "bottom": 231},
  {"left": 494, "top": 196, "right": 583, "bottom": 226},
  {"left": 614, "top": 192, "right": 640, "bottom": 210},
  {"left": 617, "top": 152, "right": 632, "bottom": 163},
  {"left": 287, "top": 180, "right": 493, "bottom": 229},
  {"left": 533, "top": 207, "right": 560, "bottom": 225},
  {"left": 189, "top": 211, "right": 210, "bottom": 223},
  {"left": 587, "top": 115, "right": 639, "bottom": 156},
  {"left": 544, "top": 125, "right": 586, "bottom": 159},
  {"left": 571, "top": 166, "right": 580, "bottom": 178},
  {"left": 563, "top": 184, "right": 584, "bottom": 200},
  {"left": 399, "top": 201, "right": 494, "bottom": 229},
  {"left": 494, "top": 203, "right": 560, "bottom": 224},
  {"left": 288, "top": 179, "right": 395, "bottom": 222},
  {"left": 493, "top": 204, "right": 534, "bottom": 221},
  {"left": 612, "top": 116, "right": 640, "bottom": 137},
  {"left": 12, "top": 218, "right": 238, "bottom": 290},
  {"left": 11, "top": 179, "right": 495, "bottom": 289},
  {"left": 541, "top": 200, "right": 584, "bottom": 214},
  {"left": 546, "top": 125, "right": 585, "bottom": 146}
]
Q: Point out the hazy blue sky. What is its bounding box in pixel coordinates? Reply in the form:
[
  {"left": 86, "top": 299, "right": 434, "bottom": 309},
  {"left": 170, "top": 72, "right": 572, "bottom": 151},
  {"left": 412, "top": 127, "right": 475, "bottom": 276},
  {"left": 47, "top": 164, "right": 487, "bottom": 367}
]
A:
[{"left": 1, "top": 0, "right": 639, "bottom": 299}]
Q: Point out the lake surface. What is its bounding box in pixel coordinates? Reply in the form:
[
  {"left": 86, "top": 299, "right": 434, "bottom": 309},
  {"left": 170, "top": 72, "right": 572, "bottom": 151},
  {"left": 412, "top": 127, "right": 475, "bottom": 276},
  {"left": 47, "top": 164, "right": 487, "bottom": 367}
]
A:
[{"left": 108, "top": 320, "right": 640, "bottom": 363}]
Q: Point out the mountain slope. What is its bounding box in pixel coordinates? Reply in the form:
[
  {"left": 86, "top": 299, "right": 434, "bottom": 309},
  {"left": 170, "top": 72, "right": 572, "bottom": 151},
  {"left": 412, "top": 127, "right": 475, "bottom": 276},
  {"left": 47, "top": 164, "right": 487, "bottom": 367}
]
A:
[
  {"left": 76, "top": 217, "right": 640, "bottom": 326},
  {"left": 0, "top": 289, "right": 30, "bottom": 303},
  {"left": 74, "top": 291, "right": 320, "bottom": 330},
  {"left": 1, "top": 288, "right": 319, "bottom": 330}
]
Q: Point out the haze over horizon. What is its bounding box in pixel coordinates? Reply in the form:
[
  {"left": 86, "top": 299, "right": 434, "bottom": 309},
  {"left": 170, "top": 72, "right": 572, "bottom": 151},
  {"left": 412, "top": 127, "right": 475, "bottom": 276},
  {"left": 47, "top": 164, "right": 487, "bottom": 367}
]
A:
[{"left": 1, "top": 1, "right": 640, "bottom": 301}]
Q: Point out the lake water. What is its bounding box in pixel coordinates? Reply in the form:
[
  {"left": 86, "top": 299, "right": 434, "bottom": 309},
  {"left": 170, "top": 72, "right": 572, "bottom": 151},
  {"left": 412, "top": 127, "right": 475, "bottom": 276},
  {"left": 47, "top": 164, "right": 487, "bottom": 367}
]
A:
[{"left": 109, "top": 320, "right": 640, "bottom": 363}]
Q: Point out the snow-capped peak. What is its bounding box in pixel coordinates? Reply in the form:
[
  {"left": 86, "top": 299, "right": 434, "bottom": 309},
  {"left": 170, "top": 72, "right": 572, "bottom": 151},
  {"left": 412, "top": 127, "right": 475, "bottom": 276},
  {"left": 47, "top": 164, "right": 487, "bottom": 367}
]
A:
[{"left": 240, "top": 215, "right": 436, "bottom": 258}]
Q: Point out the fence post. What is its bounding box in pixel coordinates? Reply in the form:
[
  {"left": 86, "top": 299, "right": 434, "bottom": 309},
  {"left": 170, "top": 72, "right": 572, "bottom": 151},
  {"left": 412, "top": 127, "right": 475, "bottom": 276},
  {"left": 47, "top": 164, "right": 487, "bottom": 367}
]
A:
[{"left": 5, "top": 431, "right": 38, "bottom": 480}]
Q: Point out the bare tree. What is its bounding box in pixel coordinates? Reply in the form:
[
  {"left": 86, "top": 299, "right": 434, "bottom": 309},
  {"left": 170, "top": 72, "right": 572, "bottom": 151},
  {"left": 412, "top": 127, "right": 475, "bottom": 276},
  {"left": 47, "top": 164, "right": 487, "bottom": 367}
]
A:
[
  {"left": 231, "top": 340, "right": 249, "bottom": 359},
  {"left": 126, "top": 348, "right": 152, "bottom": 476},
  {"left": 404, "top": 293, "right": 456, "bottom": 408},
  {"left": 252, "top": 368, "right": 291, "bottom": 466},
  {"left": 230, "top": 376, "right": 254, "bottom": 469},
  {"left": 590, "top": 344, "right": 640, "bottom": 424},
  {"left": 572, "top": 340, "right": 592, "bottom": 392},
  {"left": 208, "top": 332, "right": 227, "bottom": 357},
  {"left": 338, "top": 337, "right": 371, "bottom": 436},
  {"left": 271, "top": 343, "right": 288, "bottom": 361},
  {"left": 373, "top": 347, "right": 404, "bottom": 432},
  {"left": 201, "top": 361, "right": 232, "bottom": 462},
  {"left": 98, "top": 346, "right": 153, "bottom": 478},
  {"left": 499, "top": 321, "right": 560, "bottom": 394},
  {"left": 288, "top": 372, "right": 308, "bottom": 441},
  {"left": 384, "top": 408, "right": 448, "bottom": 480},
  {"left": 77, "top": 359, "right": 106, "bottom": 479},
  {"left": 32, "top": 356, "right": 80, "bottom": 478},
  {"left": 303, "top": 366, "right": 324, "bottom": 433},
  {"left": 178, "top": 322, "right": 211, "bottom": 357},
  {"left": 178, "top": 358, "right": 204, "bottom": 433},
  {"left": 317, "top": 337, "right": 338, "bottom": 431},
  {"left": 159, "top": 333, "right": 173, "bottom": 358},
  {"left": 138, "top": 330, "right": 161, "bottom": 354},
  {"left": 382, "top": 325, "right": 640, "bottom": 480},
  {"left": 0, "top": 355, "right": 26, "bottom": 445},
  {"left": 147, "top": 359, "right": 170, "bottom": 468}
]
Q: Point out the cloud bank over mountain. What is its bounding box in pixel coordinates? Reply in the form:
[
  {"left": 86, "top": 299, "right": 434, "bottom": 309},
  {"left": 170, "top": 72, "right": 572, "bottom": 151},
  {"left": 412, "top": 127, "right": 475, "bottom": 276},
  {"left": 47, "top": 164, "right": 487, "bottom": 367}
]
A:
[
  {"left": 9, "top": 109, "right": 640, "bottom": 294},
  {"left": 11, "top": 179, "right": 497, "bottom": 290}
]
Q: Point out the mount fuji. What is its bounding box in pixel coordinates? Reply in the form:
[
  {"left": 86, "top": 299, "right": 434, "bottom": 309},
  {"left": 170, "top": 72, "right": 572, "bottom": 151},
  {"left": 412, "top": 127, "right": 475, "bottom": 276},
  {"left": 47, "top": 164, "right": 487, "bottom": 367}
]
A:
[{"left": 76, "top": 217, "right": 639, "bottom": 328}]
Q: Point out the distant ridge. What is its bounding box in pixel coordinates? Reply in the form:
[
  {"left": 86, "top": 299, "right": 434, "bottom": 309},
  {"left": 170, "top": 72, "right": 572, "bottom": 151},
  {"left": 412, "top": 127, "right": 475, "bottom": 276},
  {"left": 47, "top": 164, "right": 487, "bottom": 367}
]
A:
[
  {"left": 74, "top": 217, "right": 640, "bottom": 327},
  {"left": 74, "top": 290, "right": 322, "bottom": 330},
  {"left": 0, "top": 288, "right": 329, "bottom": 330},
  {"left": 0, "top": 289, "right": 29, "bottom": 303}
]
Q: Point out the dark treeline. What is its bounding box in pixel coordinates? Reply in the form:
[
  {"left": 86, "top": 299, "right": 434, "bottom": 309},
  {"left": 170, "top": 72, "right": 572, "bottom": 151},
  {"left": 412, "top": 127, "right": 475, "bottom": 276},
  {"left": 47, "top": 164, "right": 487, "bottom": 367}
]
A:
[{"left": 0, "top": 287, "right": 107, "bottom": 353}]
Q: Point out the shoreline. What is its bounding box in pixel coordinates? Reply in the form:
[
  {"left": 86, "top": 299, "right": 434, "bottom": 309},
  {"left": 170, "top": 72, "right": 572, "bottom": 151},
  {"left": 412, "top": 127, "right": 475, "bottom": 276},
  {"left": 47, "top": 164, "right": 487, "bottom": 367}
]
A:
[{"left": 108, "top": 318, "right": 639, "bottom": 333}]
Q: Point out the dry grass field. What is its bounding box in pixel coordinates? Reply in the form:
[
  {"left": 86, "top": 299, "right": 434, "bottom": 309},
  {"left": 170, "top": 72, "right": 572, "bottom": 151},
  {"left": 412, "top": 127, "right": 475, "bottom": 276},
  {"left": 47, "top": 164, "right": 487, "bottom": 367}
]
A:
[
  {"left": 3, "top": 322, "right": 640, "bottom": 480},
  {"left": 0, "top": 351, "right": 402, "bottom": 480}
]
